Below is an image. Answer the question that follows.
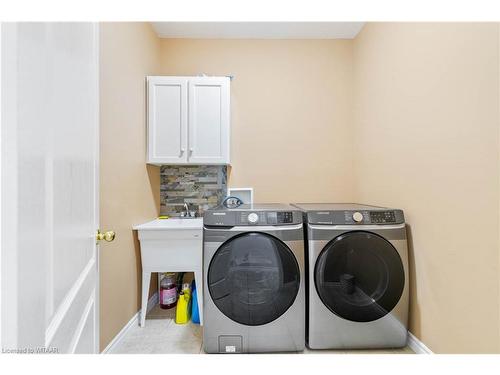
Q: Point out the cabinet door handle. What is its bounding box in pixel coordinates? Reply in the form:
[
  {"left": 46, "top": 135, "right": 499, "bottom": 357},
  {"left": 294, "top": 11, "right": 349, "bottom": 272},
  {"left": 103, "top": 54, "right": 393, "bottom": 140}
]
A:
[
  {"left": 189, "top": 148, "right": 194, "bottom": 155},
  {"left": 180, "top": 148, "right": 185, "bottom": 156}
]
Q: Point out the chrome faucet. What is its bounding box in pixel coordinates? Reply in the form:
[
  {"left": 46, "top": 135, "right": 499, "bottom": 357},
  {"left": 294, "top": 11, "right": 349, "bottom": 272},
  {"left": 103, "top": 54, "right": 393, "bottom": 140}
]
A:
[
  {"left": 183, "top": 202, "right": 190, "bottom": 217},
  {"left": 181, "top": 202, "right": 196, "bottom": 218},
  {"left": 181, "top": 203, "right": 196, "bottom": 219}
]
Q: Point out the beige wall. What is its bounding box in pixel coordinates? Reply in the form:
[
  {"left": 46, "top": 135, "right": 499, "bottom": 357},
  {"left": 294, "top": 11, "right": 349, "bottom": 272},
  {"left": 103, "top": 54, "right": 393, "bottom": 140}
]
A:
[
  {"left": 353, "top": 23, "right": 500, "bottom": 353},
  {"left": 159, "top": 39, "right": 355, "bottom": 202},
  {"left": 99, "top": 22, "right": 161, "bottom": 351}
]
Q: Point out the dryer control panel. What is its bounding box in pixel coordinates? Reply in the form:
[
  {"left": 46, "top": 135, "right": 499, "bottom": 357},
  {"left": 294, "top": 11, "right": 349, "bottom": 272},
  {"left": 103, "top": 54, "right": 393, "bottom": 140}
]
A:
[
  {"left": 369, "top": 211, "right": 397, "bottom": 224},
  {"left": 306, "top": 209, "right": 404, "bottom": 225}
]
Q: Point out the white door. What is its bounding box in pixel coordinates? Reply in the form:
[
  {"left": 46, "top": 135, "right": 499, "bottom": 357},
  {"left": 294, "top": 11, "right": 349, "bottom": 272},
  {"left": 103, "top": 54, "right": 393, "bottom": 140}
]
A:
[
  {"left": 147, "top": 77, "right": 188, "bottom": 164},
  {"left": 188, "top": 77, "right": 230, "bottom": 164},
  {"left": 1, "top": 23, "right": 100, "bottom": 354}
]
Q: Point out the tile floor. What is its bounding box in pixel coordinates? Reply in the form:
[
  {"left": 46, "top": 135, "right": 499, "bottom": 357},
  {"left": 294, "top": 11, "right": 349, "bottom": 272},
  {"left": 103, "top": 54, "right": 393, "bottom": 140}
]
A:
[{"left": 110, "top": 305, "right": 414, "bottom": 354}]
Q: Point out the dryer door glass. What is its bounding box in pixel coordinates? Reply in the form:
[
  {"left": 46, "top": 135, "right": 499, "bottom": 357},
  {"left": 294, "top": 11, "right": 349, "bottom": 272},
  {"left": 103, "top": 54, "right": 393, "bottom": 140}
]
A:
[
  {"left": 315, "top": 231, "right": 405, "bottom": 322},
  {"left": 208, "top": 232, "right": 300, "bottom": 326}
]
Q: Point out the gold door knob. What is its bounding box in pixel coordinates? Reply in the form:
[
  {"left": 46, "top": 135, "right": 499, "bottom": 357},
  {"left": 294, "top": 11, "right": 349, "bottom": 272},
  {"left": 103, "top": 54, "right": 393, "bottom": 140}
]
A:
[{"left": 96, "top": 229, "right": 116, "bottom": 243}]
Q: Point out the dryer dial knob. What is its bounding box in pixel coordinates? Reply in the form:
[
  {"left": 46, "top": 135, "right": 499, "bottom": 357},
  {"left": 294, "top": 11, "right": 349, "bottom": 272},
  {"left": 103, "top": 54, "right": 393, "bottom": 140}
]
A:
[
  {"left": 352, "top": 212, "right": 364, "bottom": 222},
  {"left": 247, "top": 213, "right": 259, "bottom": 224}
]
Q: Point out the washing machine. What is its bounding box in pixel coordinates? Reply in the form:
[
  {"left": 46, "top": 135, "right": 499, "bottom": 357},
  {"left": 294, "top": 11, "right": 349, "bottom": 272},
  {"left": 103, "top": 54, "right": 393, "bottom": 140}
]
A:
[
  {"left": 203, "top": 204, "right": 305, "bottom": 353},
  {"left": 292, "top": 203, "right": 409, "bottom": 349}
]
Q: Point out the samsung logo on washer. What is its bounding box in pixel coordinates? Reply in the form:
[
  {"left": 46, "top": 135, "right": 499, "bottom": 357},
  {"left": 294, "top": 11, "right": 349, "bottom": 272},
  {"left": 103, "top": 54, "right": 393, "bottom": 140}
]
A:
[{"left": 208, "top": 211, "right": 228, "bottom": 225}]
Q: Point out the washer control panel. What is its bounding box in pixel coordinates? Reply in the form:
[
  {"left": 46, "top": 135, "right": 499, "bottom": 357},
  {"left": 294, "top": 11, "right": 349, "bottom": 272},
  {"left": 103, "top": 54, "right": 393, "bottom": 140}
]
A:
[
  {"left": 204, "top": 207, "right": 302, "bottom": 227},
  {"left": 239, "top": 211, "right": 296, "bottom": 225},
  {"left": 229, "top": 211, "right": 300, "bottom": 225}
]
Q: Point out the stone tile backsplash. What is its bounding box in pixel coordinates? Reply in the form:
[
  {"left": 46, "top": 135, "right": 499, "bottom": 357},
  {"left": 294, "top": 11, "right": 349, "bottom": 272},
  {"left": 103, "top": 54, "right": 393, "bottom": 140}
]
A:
[{"left": 160, "top": 165, "right": 227, "bottom": 217}]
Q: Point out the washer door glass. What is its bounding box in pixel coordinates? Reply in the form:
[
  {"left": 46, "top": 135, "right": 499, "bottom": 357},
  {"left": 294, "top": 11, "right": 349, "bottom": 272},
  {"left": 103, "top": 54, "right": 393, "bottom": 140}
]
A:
[
  {"left": 208, "top": 232, "right": 300, "bottom": 326},
  {"left": 315, "top": 231, "right": 405, "bottom": 322}
]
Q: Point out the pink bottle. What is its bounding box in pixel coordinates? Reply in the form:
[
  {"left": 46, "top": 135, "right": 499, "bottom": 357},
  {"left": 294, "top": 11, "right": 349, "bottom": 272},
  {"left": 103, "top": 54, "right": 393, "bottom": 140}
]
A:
[{"left": 160, "top": 273, "right": 177, "bottom": 309}]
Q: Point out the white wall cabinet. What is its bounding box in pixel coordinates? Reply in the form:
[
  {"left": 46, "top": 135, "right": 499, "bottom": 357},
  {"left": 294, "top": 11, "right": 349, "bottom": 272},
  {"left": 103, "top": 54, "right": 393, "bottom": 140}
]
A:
[{"left": 147, "top": 76, "right": 230, "bottom": 165}]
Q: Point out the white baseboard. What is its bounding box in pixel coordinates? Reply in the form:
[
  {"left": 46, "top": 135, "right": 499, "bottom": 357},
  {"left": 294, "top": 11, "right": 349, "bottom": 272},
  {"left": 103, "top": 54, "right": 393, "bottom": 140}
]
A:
[
  {"left": 407, "top": 331, "right": 433, "bottom": 354},
  {"left": 101, "top": 292, "right": 158, "bottom": 354}
]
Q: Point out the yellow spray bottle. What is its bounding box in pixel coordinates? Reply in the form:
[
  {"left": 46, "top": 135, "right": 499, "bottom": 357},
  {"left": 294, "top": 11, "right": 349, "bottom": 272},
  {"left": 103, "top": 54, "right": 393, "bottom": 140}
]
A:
[{"left": 175, "top": 283, "right": 192, "bottom": 324}]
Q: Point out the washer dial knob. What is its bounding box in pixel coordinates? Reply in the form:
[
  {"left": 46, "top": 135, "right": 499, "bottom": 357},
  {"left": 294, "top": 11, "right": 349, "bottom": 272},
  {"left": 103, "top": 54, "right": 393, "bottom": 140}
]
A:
[
  {"left": 352, "top": 212, "right": 364, "bottom": 222},
  {"left": 247, "top": 213, "right": 259, "bottom": 224}
]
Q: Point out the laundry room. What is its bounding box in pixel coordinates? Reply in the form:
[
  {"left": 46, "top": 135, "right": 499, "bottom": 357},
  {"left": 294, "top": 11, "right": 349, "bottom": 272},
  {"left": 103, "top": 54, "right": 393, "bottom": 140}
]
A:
[
  {"left": 98, "top": 22, "right": 499, "bottom": 355},
  {"left": 2, "top": 9, "right": 500, "bottom": 366}
]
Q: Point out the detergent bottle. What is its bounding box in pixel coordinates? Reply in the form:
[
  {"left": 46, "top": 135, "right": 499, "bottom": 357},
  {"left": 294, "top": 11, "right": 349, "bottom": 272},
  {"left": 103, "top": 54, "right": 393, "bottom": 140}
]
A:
[
  {"left": 159, "top": 273, "right": 177, "bottom": 309},
  {"left": 191, "top": 280, "right": 200, "bottom": 324},
  {"left": 175, "top": 283, "right": 192, "bottom": 324}
]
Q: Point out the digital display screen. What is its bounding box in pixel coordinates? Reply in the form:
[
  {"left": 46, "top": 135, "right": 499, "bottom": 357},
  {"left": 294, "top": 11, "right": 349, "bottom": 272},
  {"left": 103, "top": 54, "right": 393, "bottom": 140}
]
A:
[
  {"left": 370, "top": 211, "right": 396, "bottom": 223},
  {"left": 277, "top": 211, "right": 293, "bottom": 224}
]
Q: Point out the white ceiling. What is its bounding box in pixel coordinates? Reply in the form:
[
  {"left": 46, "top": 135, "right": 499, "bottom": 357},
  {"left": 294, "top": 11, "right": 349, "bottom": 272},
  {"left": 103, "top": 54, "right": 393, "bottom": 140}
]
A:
[{"left": 151, "top": 22, "right": 364, "bottom": 39}]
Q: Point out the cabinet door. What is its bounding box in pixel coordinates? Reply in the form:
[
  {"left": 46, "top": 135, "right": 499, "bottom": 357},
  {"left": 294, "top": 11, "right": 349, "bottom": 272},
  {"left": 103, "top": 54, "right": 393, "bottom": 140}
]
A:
[
  {"left": 147, "top": 77, "right": 188, "bottom": 164},
  {"left": 188, "top": 77, "right": 230, "bottom": 164}
]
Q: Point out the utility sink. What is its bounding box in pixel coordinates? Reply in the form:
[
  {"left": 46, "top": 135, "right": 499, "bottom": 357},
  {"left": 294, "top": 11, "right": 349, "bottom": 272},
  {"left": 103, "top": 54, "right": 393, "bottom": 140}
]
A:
[
  {"left": 133, "top": 217, "right": 203, "bottom": 231},
  {"left": 133, "top": 217, "right": 204, "bottom": 327}
]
